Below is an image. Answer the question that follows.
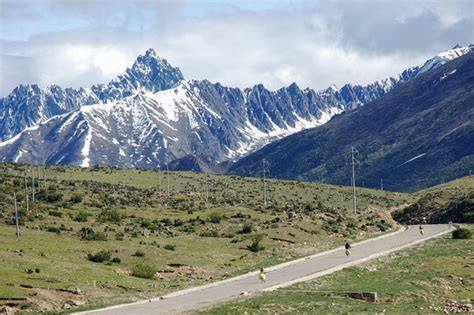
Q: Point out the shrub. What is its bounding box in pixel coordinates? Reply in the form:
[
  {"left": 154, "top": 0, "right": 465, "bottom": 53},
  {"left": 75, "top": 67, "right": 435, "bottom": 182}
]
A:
[
  {"left": 346, "top": 219, "right": 359, "bottom": 229},
  {"left": 199, "top": 229, "right": 218, "bottom": 237},
  {"left": 160, "top": 218, "right": 172, "bottom": 226},
  {"left": 376, "top": 221, "right": 392, "bottom": 232},
  {"left": 48, "top": 210, "right": 63, "bottom": 217},
  {"left": 133, "top": 250, "right": 145, "bottom": 257},
  {"left": 247, "top": 234, "right": 265, "bottom": 252},
  {"left": 37, "top": 192, "right": 63, "bottom": 203},
  {"left": 46, "top": 225, "right": 61, "bottom": 234},
  {"left": 164, "top": 244, "right": 176, "bottom": 251},
  {"left": 182, "top": 225, "right": 196, "bottom": 233},
  {"left": 87, "top": 250, "right": 111, "bottom": 263},
  {"left": 452, "top": 228, "right": 472, "bottom": 239},
  {"left": 115, "top": 232, "right": 125, "bottom": 241},
  {"left": 209, "top": 212, "right": 223, "bottom": 224},
  {"left": 131, "top": 264, "right": 156, "bottom": 279},
  {"left": 141, "top": 219, "right": 154, "bottom": 229},
  {"left": 97, "top": 209, "right": 123, "bottom": 224},
  {"left": 70, "top": 193, "right": 83, "bottom": 204},
  {"left": 75, "top": 211, "right": 90, "bottom": 222},
  {"left": 111, "top": 257, "right": 121, "bottom": 263},
  {"left": 240, "top": 222, "right": 253, "bottom": 234},
  {"left": 79, "top": 227, "right": 107, "bottom": 241}
]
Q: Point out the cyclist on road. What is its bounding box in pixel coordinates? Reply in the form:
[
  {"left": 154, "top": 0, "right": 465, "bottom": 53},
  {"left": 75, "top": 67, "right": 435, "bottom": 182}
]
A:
[
  {"left": 258, "top": 267, "right": 266, "bottom": 282},
  {"left": 345, "top": 241, "right": 351, "bottom": 256}
]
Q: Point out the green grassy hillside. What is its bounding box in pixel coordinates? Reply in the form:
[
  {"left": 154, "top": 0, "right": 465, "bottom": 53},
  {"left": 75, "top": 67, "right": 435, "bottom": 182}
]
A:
[
  {"left": 0, "top": 163, "right": 410, "bottom": 313},
  {"left": 393, "top": 176, "right": 474, "bottom": 224}
]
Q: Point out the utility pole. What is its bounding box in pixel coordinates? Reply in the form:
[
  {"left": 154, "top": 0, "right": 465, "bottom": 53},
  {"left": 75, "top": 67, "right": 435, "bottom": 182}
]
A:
[
  {"left": 166, "top": 163, "right": 170, "bottom": 197},
  {"left": 157, "top": 166, "right": 161, "bottom": 193},
  {"left": 262, "top": 159, "right": 269, "bottom": 206},
  {"left": 37, "top": 165, "right": 41, "bottom": 191},
  {"left": 31, "top": 167, "right": 35, "bottom": 202},
  {"left": 380, "top": 178, "right": 384, "bottom": 191},
  {"left": 350, "top": 146, "right": 357, "bottom": 215},
  {"left": 24, "top": 172, "right": 29, "bottom": 212},
  {"left": 205, "top": 172, "right": 209, "bottom": 206},
  {"left": 43, "top": 164, "right": 46, "bottom": 189},
  {"left": 14, "top": 192, "right": 20, "bottom": 241},
  {"left": 42, "top": 150, "right": 47, "bottom": 188}
]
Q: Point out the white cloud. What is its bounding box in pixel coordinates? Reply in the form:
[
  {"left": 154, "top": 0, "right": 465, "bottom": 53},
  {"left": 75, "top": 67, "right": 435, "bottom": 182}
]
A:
[{"left": 0, "top": 0, "right": 472, "bottom": 96}]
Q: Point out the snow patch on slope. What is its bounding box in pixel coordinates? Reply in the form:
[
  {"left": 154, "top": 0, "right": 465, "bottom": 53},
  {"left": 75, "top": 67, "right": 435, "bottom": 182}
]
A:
[
  {"left": 419, "top": 46, "right": 473, "bottom": 74},
  {"left": 80, "top": 122, "right": 92, "bottom": 167}
]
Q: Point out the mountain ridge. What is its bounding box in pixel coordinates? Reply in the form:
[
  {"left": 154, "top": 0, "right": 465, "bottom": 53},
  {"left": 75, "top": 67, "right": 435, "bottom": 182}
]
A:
[
  {"left": 229, "top": 52, "right": 474, "bottom": 192},
  {"left": 1, "top": 45, "right": 472, "bottom": 169}
]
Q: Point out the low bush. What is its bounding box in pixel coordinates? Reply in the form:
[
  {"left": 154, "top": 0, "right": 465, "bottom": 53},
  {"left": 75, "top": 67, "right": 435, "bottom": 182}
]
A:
[
  {"left": 111, "top": 257, "right": 121, "bottom": 263},
  {"left": 87, "top": 250, "right": 111, "bottom": 263},
  {"left": 97, "top": 209, "right": 123, "bottom": 224},
  {"left": 48, "top": 210, "right": 63, "bottom": 217},
  {"left": 247, "top": 234, "right": 265, "bottom": 252},
  {"left": 164, "top": 244, "right": 176, "bottom": 251},
  {"left": 452, "top": 228, "right": 472, "bottom": 239},
  {"left": 131, "top": 264, "right": 156, "bottom": 279},
  {"left": 37, "top": 192, "right": 63, "bottom": 203},
  {"left": 74, "top": 211, "right": 90, "bottom": 222},
  {"left": 200, "top": 229, "right": 218, "bottom": 237},
  {"left": 79, "top": 227, "right": 107, "bottom": 241},
  {"left": 133, "top": 250, "right": 145, "bottom": 257},
  {"left": 70, "top": 193, "right": 83, "bottom": 204},
  {"left": 240, "top": 222, "right": 253, "bottom": 234},
  {"left": 209, "top": 212, "right": 223, "bottom": 224}
]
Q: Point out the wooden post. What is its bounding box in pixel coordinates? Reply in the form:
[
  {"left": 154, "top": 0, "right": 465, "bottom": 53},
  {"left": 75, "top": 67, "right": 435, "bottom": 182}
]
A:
[
  {"left": 31, "top": 167, "right": 35, "bottom": 202},
  {"left": 24, "top": 172, "right": 29, "bottom": 212},
  {"left": 43, "top": 164, "right": 47, "bottom": 188},
  {"left": 37, "top": 165, "right": 41, "bottom": 191},
  {"left": 14, "top": 192, "right": 20, "bottom": 241}
]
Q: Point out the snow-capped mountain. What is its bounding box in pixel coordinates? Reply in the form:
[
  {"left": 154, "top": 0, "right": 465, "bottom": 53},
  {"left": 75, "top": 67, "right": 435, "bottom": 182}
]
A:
[
  {"left": 0, "top": 45, "right": 472, "bottom": 168},
  {"left": 0, "top": 48, "right": 183, "bottom": 142},
  {"left": 418, "top": 44, "right": 474, "bottom": 74},
  {"left": 0, "top": 79, "right": 343, "bottom": 167}
]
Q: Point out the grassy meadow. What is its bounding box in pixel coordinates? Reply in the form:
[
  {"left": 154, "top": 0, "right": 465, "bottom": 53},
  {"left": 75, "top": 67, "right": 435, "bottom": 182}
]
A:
[{"left": 0, "top": 163, "right": 412, "bottom": 313}]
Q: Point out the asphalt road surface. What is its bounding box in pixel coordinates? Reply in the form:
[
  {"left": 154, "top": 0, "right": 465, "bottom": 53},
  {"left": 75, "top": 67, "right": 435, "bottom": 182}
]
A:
[{"left": 79, "top": 224, "right": 452, "bottom": 315}]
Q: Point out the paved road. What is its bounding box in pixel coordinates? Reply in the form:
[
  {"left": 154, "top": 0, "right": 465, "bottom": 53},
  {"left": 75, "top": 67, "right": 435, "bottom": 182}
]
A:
[{"left": 79, "top": 224, "right": 452, "bottom": 315}]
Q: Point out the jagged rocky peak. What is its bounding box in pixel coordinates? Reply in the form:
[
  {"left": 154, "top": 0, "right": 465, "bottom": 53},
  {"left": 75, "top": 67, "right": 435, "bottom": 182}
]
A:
[
  {"left": 92, "top": 48, "right": 185, "bottom": 101},
  {"left": 130, "top": 48, "right": 184, "bottom": 83}
]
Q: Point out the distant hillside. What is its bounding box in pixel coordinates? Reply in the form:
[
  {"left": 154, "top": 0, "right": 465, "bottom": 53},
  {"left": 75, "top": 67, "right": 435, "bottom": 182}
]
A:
[
  {"left": 230, "top": 53, "right": 474, "bottom": 192},
  {"left": 393, "top": 176, "right": 474, "bottom": 224}
]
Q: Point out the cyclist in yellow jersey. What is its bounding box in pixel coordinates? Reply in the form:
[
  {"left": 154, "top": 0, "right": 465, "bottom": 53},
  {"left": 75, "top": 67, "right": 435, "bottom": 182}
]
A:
[
  {"left": 258, "top": 267, "right": 266, "bottom": 282},
  {"left": 345, "top": 241, "right": 351, "bottom": 256}
]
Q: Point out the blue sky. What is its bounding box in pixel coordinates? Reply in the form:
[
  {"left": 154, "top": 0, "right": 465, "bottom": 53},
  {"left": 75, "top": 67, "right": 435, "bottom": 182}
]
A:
[{"left": 1, "top": 0, "right": 473, "bottom": 96}]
